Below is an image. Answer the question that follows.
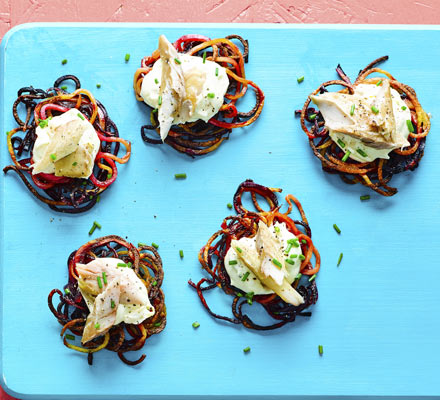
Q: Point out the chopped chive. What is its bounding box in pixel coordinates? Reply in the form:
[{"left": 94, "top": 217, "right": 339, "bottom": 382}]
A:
[
  {"left": 94, "top": 221, "right": 102, "bottom": 229},
  {"left": 309, "top": 113, "right": 317, "bottom": 120},
  {"left": 88, "top": 223, "right": 97, "bottom": 235},
  {"left": 174, "top": 173, "right": 187, "bottom": 179},
  {"left": 360, "top": 195, "right": 371, "bottom": 201},
  {"left": 6, "top": 131, "right": 10, "bottom": 135},
  {"left": 111, "top": 300, "right": 115, "bottom": 309},
  {"left": 272, "top": 259, "right": 282, "bottom": 269},
  {"left": 297, "top": 76, "right": 304, "bottom": 83},
  {"left": 102, "top": 272, "right": 107, "bottom": 285},
  {"left": 287, "top": 238, "right": 297, "bottom": 244},
  {"left": 290, "top": 254, "right": 298, "bottom": 258},
  {"left": 96, "top": 195, "right": 101, "bottom": 203},
  {"left": 229, "top": 260, "right": 238, "bottom": 265},
  {"left": 50, "top": 154, "right": 57, "bottom": 161},
  {"left": 337, "top": 138, "right": 346, "bottom": 148},
  {"left": 154, "top": 322, "right": 161, "bottom": 327},
  {"left": 401, "top": 105, "right": 407, "bottom": 110},
  {"left": 292, "top": 239, "right": 300, "bottom": 248},
  {"left": 245, "top": 292, "right": 254, "bottom": 300},
  {"left": 301, "top": 239, "right": 307, "bottom": 244},
  {"left": 154, "top": 78, "right": 159, "bottom": 84},
  {"left": 376, "top": 79, "right": 382, "bottom": 86},
  {"left": 215, "top": 67, "right": 219, "bottom": 76},
  {"left": 236, "top": 292, "right": 243, "bottom": 297},
  {"left": 308, "top": 274, "right": 317, "bottom": 282},
  {"left": 333, "top": 224, "right": 341, "bottom": 234},
  {"left": 89, "top": 195, "right": 93, "bottom": 200},
  {"left": 158, "top": 95, "right": 162, "bottom": 106},
  {"left": 95, "top": 323, "right": 100, "bottom": 330},
  {"left": 350, "top": 104, "right": 355, "bottom": 116},
  {"left": 97, "top": 276, "right": 103, "bottom": 289},
  {"left": 72, "top": 162, "right": 78, "bottom": 166},
  {"left": 152, "top": 108, "right": 158, "bottom": 113},
  {"left": 371, "top": 106, "right": 379, "bottom": 114},
  {"left": 151, "top": 242, "right": 159, "bottom": 249},
  {"left": 243, "top": 346, "right": 251, "bottom": 353},
  {"left": 64, "top": 288, "right": 71, "bottom": 295},
  {"left": 299, "top": 254, "right": 306, "bottom": 261},
  {"left": 179, "top": 249, "right": 184, "bottom": 258},
  {"left": 117, "top": 262, "right": 127, "bottom": 268},
  {"left": 202, "top": 52, "right": 207, "bottom": 63},
  {"left": 61, "top": 85, "right": 67, "bottom": 90},
  {"left": 138, "top": 242, "right": 147, "bottom": 247},
  {"left": 192, "top": 321, "right": 200, "bottom": 328},
  {"left": 174, "top": 58, "right": 181, "bottom": 64},
  {"left": 285, "top": 258, "right": 295, "bottom": 265},
  {"left": 295, "top": 273, "right": 302, "bottom": 280},
  {"left": 236, "top": 246, "right": 242, "bottom": 253},
  {"left": 247, "top": 298, "right": 253, "bottom": 305},
  {"left": 241, "top": 271, "right": 250, "bottom": 281},
  {"left": 96, "top": 83, "right": 101, "bottom": 88},
  {"left": 65, "top": 334, "right": 75, "bottom": 341},
  {"left": 284, "top": 243, "right": 293, "bottom": 255},
  {"left": 38, "top": 118, "right": 48, "bottom": 128},
  {"left": 125, "top": 53, "right": 130, "bottom": 62},
  {"left": 356, "top": 148, "right": 368, "bottom": 157},
  {"left": 61, "top": 59, "right": 67, "bottom": 65},
  {"left": 207, "top": 92, "right": 215, "bottom": 98},
  {"left": 341, "top": 150, "right": 351, "bottom": 162},
  {"left": 107, "top": 173, "right": 112, "bottom": 180},
  {"left": 274, "top": 226, "right": 280, "bottom": 233},
  {"left": 77, "top": 113, "right": 85, "bottom": 120},
  {"left": 406, "top": 119, "right": 414, "bottom": 133},
  {"left": 337, "top": 252, "right": 343, "bottom": 267},
  {"left": 127, "top": 262, "right": 132, "bottom": 268},
  {"left": 318, "top": 345, "right": 323, "bottom": 355},
  {"left": 152, "top": 280, "right": 157, "bottom": 286},
  {"left": 227, "top": 203, "right": 233, "bottom": 209}
]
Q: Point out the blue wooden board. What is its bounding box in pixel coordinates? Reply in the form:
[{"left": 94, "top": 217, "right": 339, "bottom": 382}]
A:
[{"left": 0, "top": 23, "right": 439, "bottom": 400}]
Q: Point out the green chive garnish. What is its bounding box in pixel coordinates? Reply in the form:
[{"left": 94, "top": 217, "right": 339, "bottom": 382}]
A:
[
  {"left": 117, "top": 262, "right": 127, "bottom": 268},
  {"left": 158, "top": 95, "right": 162, "bottom": 106},
  {"left": 341, "top": 151, "right": 351, "bottom": 162},
  {"left": 376, "top": 80, "right": 382, "bottom": 86},
  {"left": 272, "top": 259, "right": 282, "bottom": 269},
  {"left": 138, "top": 242, "right": 147, "bottom": 247},
  {"left": 236, "top": 247, "right": 242, "bottom": 253},
  {"left": 61, "top": 85, "right": 67, "bottom": 90},
  {"left": 72, "top": 162, "right": 78, "bottom": 166},
  {"left": 318, "top": 345, "right": 323, "bottom": 355},
  {"left": 337, "top": 138, "right": 345, "bottom": 148},
  {"left": 215, "top": 67, "right": 219, "bottom": 76},
  {"left": 65, "top": 334, "right": 75, "bottom": 341},
  {"left": 95, "top": 323, "right": 100, "bottom": 330},
  {"left": 360, "top": 195, "right": 370, "bottom": 201},
  {"left": 285, "top": 258, "right": 295, "bottom": 265},
  {"left": 61, "top": 59, "right": 67, "bottom": 65},
  {"left": 284, "top": 243, "right": 293, "bottom": 255},
  {"left": 97, "top": 276, "right": 103, "bottom": 289},
  {"left": 301, "top": 239, "right": 307, "bottom": 244},
  {"left": 299, "top": 254, "right": 306, "bottom": 261},
  {"left": 295, "top": 273, "right": 302, "bottom": 280},
  {"left": 274, "top": 226, "right": 280, "bottom": 233},
  {"left": 227, "top": 203, "right": 233, "bottom": 209},
  {"left": 38, "top": 119, "right": 49, "bottom": 128},
  {"left": 202, "top": 52, "right": 207, "bottom": 63},
  {"left": 192, "top": 321, "right": 200, "bottom": 328},
  {"left": 96, "top": 83, "right": 101, "bottom": 88},
  {"left": 371, "top": 106, "right": 379, "bottom": 114},
  {"left": 207, "top": 93, "right": 215, "bottom": 98},
  {"left": 337, "top": 252, "right": 343, "bottom": 267},
  {"left": 309, "top": 113, "right": 317, "bottom": 120},
  {"left": 82, "top": 181, "right": 87, "bottom": 186},
  {"left": 241, "top": 271, "right": 250, "bottom": 281},
  {"left": 290, "top": 254, "right": 298, "bottom": 258},
  {"left": 356, "top": 148, "right": 368, "bottom": 157},
  {"left": 309, "top": 274, "right": 317, "bottom": 282},
  {"left": 152, "top": 280, "right": 157, "bottom": 286},
  {"left": 243, "top": 346, "right": 251, "bottom": 353},
  {"left": 179, "top": 250, "right": 184, "bottom": 258},
  {"left": 64, "top": 288, "right": 71, "bottom": 295},
  {"left": 229, "top": 260, "right": 238, "bottom": 265},
  {"left": 407, "top": 119, "right": 414, "bottom": 133},
  {"left": 154, "top": 322, "right": 161, "bottom": 327},
  {"left": 50, "top": 154, "right": 56, "bottom": 161},
  {"left": 297, "top": 76, "right": 304, "bottom": 83},
  {"left": 111, "top": 300, "right": 115, "bottom": 309},
  {"left": 350, "top": 104, "right": 355, "bottom": 116},
  {"left": 152, "top": 108, "right": 158, "bottom": 113},
  {"left": 102, "top": 272, "right": 107, "bottom": 285},
  {"left": 154, "top": 78, "right": 159, "bottom": 84},
  {"left": 151, "top": 242, "right": 159, "bottom": 249},
  {"left": 125, "top": 53, "right": 130, "bottom": 62},
  {"left": 94, "top": 221, "right": 102, "bottom": 229},
  {"left": 77, "top": 113, "right": 85, "bottom": 120},
  {"left": 401, "top": 105, "right": 407, "bottom": 110},
  {"left": 174, "top": 58, "right": 181, "bottom": 64},
  {"left": 333, "top": 224, "right": 341, "bottom": 234},
  {"left": 174, "top": 173, "right": 187, "bottom": 179}
]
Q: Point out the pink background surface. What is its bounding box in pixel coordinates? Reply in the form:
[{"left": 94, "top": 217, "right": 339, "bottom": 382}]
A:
[{"left": 0, "top": 0, "right": 439, "bottom": 399}]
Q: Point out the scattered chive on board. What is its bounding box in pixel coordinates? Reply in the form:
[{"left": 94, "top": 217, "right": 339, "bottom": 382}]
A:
[
  {"left": 151, "top": 242, "right": 159, "bottom": 249},
  {"left": 65, "top": 334, "right": 75, "bottom": 341},
  {"left": 333, "top": 224, "right": 341, "bottom": 234},
  {"left": 61, "top": 85, "right": 67, "bottom": 90},
  {"left": 192, "top": 321, "right": 200, "bottom": 329},
  {"left": 360, "top": 195, "right": 371, "bottom": 201},
  {"left": 174, "top": 173, "right": 187, "bottom": 179},
  {"left": 297, "top": 76, "right": 304, "bottom": 83},
  {"left": 337, "top": 252, "right": 343, "bottom": 266},
  {"left": 227, "top": 203, "right": 233, "bottom": 209},
  {"left": 96, "top": 83, "right": 101, "bottom": 88},
  {"left": 125, "top": 53, "right": 130, "bottom": 62},
  {"left": 179, "top": 250, "right": 184, "bottom": 258},
  {"left": 61, "top": 59, "right": 67, "bottom": 65},
  {"left": 243, "top": 346, "right": 251, "bottom": 353},
  {"left": 318, "top": 345, "right": 323, "bottom": 355}
]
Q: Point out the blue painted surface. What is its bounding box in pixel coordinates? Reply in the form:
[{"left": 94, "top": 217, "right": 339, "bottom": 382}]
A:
[{"left": 0, "top": 23, "right": 439, "bottom": 399}]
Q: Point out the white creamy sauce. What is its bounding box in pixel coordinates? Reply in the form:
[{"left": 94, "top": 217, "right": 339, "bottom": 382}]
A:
[
  {"left": 140, "top": 35, "right": 229, "bottom": 141},
  {"left": 311, "top": 81, "right": 411, "bottom": 162},
  {"left": 224, "top": 222, "right": 302, "bottom": 295},
  {"left": 32, "top": 108, "right": 100, "bottom": 178}
]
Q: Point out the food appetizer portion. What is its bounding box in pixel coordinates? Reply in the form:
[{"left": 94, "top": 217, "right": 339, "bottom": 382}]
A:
[
  {"left": 4, "top": 76, "right": 131, "bottom": 212},
  {"left": 189, "top": 180, "right": 320, "bottom": 330},
  {"left": 297, "top": 56, "right": 430, "bottom": 196},
  {"left": 134, "top": 34, "right": 264, "bottom": 157},
  {"left": 48, "top": 236, "right": 166, "bottom": 365}
]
